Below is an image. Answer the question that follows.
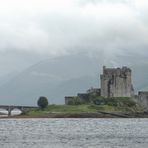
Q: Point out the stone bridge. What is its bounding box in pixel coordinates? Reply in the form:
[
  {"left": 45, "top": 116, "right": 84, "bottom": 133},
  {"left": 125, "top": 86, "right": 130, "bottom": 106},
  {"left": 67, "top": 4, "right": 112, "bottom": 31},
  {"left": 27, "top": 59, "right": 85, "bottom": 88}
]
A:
[{"left": 0, "top": 105, "right": 38, "bottom": 116}]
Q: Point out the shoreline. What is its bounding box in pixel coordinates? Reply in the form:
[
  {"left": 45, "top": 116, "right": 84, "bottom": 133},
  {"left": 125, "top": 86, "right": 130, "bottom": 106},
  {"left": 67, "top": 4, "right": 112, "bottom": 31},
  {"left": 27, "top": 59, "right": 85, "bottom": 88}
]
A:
[{"left": 1, "top": 112, "right": 148, "bottom": 119}]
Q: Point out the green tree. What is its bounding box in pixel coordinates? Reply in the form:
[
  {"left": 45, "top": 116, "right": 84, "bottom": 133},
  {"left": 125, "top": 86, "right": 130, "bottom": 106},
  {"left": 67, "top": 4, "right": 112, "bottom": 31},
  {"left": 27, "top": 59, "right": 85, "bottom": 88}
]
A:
[{"left": 37, "top": 96, "right": 48, "bottom": 109}]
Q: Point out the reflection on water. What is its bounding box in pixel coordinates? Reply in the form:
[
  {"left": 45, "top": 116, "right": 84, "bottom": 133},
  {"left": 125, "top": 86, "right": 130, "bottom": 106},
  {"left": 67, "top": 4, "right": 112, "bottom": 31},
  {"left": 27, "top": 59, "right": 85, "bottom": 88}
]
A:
[{"left": 0, "top": 119, "right": 148, "bottom": 148}]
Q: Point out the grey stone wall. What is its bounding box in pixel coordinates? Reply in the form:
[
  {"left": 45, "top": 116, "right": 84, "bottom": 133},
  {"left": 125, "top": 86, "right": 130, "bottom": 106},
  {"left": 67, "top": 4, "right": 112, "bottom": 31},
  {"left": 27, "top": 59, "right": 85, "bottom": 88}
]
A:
[
  {"left": 100, "top": 66, "right": 134, "bottom": 98},
  {"left": 65, "top": 96, "right": 76, "bottom": 105},
  {"left": 77, "top": 93, "right": 90, "bottom": 102},
  {"left": 138, "top": 91, "right": 148, "bottom": 111},
  {"left": 86, "top": 87, "right": 101, "bottom": 96}
]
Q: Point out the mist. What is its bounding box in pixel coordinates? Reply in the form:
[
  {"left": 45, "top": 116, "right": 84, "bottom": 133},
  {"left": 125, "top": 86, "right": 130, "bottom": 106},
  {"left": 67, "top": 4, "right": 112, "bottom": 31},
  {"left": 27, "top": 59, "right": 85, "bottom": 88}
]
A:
[{"left": 0, "top": 0, "right": 147, "bottom": 71}]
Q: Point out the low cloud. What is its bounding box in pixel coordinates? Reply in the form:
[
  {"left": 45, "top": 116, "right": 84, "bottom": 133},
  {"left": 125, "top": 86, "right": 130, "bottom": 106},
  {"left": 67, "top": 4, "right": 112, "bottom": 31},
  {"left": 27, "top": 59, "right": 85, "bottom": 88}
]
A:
[{"left": 0, "top": 0, "right": 148, "bottom": 73}]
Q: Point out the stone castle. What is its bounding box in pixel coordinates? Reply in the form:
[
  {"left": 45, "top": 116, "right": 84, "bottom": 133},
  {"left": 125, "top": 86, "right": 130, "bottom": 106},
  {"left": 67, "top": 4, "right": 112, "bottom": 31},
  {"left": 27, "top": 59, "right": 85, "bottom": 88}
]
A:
[
  {"left": 100, "top": 66, "right": 134, "bottom": 98},
  {"left": 65, "top": 66, "right": 148, "bottom": 110}
]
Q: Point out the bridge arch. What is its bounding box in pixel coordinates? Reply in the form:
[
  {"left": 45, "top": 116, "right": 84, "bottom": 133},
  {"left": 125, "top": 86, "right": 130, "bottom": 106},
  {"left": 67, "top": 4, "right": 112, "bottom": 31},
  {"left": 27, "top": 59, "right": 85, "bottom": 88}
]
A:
[
  {"left": 0, "top": 108, "right": 9, "bottom": 115},
  {"left": 10, "top": 108, "right": 22, "bottom": 116}
]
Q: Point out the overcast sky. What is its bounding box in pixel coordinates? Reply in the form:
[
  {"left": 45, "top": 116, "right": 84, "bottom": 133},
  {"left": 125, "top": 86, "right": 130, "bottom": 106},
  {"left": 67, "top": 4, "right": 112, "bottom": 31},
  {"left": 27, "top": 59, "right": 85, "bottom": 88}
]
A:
[{"left": 0, "top": 0, "right": 148, "bottom": 75}]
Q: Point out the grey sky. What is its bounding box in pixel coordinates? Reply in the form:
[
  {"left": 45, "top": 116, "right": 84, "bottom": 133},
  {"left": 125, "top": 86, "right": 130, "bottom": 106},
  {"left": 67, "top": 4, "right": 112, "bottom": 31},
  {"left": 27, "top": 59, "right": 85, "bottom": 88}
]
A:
[{"left": 0, "top": 0, "right": 148, "bottom": 75}]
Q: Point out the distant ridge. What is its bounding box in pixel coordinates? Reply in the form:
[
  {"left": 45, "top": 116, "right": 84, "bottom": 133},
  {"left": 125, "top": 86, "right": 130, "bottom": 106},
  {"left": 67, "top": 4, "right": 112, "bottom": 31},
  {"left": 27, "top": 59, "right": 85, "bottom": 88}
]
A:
[{"left": 0, "top": 53, "right": 148, "bottom": 105}]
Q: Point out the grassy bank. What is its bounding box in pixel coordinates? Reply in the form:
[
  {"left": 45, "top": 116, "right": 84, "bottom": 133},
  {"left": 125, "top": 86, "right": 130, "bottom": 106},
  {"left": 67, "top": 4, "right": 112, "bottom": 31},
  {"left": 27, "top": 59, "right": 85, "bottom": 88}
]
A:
[
  {"left": 12, "top": 97, "right": 144, "bottom": 118},
  {"left": 25, "top": 99, "right": 143, "bottom": 118}
]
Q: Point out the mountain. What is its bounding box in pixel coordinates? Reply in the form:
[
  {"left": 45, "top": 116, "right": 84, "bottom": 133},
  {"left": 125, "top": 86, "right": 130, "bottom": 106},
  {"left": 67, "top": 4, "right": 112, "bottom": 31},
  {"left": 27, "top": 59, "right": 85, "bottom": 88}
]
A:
[
  {"left": 131, "top": 64, "right": 148, "bottom": 92},
  {"left": 0, "top": 54, "right": 100, "bottom": 105},
  {"left": 0, "top": 53, "right": 148, "bottom": 105}
]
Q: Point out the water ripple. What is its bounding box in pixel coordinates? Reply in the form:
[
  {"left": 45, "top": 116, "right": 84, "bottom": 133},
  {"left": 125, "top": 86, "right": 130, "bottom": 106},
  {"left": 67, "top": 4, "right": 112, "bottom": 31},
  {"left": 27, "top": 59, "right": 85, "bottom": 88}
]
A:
[{"left": 0, "top": 118, "right": 148, "bottom": 148}]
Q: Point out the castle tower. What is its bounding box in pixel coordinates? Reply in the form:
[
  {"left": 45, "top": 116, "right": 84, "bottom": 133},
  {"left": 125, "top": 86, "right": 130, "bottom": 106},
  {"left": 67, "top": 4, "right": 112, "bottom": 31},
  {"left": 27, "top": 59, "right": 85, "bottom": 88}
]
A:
[{"left": 100, "top": 66, "right": 134, "bottom": 98}]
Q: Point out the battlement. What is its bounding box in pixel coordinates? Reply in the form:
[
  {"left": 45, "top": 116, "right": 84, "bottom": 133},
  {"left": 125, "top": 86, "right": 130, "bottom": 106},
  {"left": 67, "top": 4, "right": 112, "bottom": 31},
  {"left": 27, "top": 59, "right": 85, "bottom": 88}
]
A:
[{"left": 103, "top": 66, "right": 131, "bottom": 77}]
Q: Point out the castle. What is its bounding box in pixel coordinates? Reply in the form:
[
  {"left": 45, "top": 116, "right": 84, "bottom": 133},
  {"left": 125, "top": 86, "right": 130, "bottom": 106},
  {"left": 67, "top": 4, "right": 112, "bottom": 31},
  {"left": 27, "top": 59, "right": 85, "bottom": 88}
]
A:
[
  {"left": 100, "top": 66, "right": 134, "bottom": 98},
  {"left": 65, "top": 66, "right": 148, "bottom": 110}
]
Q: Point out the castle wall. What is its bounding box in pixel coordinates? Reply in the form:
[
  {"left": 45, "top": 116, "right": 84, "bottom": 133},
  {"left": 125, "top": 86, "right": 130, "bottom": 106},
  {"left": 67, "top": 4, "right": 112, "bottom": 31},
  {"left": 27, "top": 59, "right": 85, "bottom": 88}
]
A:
[
  {"left": 65, "top": 96, "right": 76, "bottom": 105},
  {"left": 138, "top": 92, "right": 148, "bottom": 111},
  {"left": 100, "top": 66, "right": 133, "bottom": 98}
]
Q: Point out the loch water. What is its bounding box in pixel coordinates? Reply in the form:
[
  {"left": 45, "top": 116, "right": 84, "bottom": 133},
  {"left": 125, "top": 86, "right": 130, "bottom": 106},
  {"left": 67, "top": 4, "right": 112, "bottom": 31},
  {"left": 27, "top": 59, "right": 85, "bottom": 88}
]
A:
[{"left": 0, "top": 118, "right": 148, "bottom": 148}]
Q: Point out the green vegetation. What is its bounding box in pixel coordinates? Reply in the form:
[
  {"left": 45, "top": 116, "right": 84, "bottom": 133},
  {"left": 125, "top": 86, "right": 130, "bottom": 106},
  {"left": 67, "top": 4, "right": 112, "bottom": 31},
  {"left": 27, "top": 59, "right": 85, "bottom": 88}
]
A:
[
  {"left": 18, "top": 96, "right": 144, "bottom": 118},
  {"left": 92, "top": 97, "right": 136, "bottom": 106},
  {"left": 37, "top": 96, "right": 48, "bottom": 109},
  {"left": 28, "top": 97, "right": 142, "bottom": 116},
  {"left": 90, "top": 96, "right": 143, "bottom": 112},
  {"left": 67, "top": 97, "right": 84, "bottom": 105}
]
